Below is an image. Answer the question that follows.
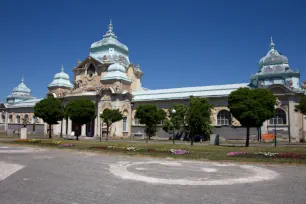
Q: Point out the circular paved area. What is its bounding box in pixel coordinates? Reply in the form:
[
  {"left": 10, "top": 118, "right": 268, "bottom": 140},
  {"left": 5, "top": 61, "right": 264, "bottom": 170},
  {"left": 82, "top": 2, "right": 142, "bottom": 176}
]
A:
[{"left": 109, "top": 160, "right": 278, "bottom": 186}]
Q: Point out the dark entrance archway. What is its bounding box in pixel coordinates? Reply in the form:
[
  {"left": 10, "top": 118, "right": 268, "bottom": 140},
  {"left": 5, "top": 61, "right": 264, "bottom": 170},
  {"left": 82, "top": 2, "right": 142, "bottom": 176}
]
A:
[
  {"left": 86, "top": 120, "right": 95, "bottom": 137},
  {"left": 72, "top": 122, "right": 81, "bottom": 136}
]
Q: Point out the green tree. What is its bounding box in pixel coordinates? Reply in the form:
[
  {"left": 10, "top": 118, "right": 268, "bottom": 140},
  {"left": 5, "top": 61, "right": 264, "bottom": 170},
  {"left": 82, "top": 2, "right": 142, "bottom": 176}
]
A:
[
  {"left": 295, "top": 96, "right": 306, "bottom": 114},
  {"left": 163, "top": 104, "right": 188, "bottom": 142},
  {"left": 64, "top": 98, "right": 96, "bottom": 140},
  {"left": 135, "top": 104, "right": 166, "bottom": 143},
  {"left": 228, "top": 88, "right": 276, "bottom": 147},
  {"left": 100, "top": 109, "right": 123, "bottom": 141},
  {"left": 186, "top": 96, "right": 212, "bottom": 145},
  {"left": 34, "top": 96, "right": 64, "bottom": 139},
  {"left": 162, "top": 119, "right": 174, "bottom": 134}
]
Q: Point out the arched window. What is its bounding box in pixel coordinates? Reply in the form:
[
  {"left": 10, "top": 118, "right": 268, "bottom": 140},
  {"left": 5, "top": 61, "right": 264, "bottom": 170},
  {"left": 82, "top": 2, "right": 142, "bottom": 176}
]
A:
[
  {"left": 1, "top": 114, "right": 5, "bottom": 123},
  {"left": 24, "top": 114, "right": 29, "bottom": 123},
  {"left": 217, "top": 110, "right": 232, "bottom": 126},
  {"left": 16, "top": 115, "right": 21, "bottom": 123},
  {"left": 269, "top": 108, "right": 286, "bottom": 125},
  {"left": 122, "top": 117, "right": 127, "bottom": 132},
  {"left": 87, "top": 64, "right": 95, "bottom": 78}
]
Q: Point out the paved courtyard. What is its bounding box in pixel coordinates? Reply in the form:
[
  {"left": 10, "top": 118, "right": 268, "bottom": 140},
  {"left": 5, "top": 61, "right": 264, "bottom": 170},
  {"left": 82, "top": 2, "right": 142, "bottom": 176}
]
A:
[{"left": 0, "top": 145, "right": 305, "bottom": 204}]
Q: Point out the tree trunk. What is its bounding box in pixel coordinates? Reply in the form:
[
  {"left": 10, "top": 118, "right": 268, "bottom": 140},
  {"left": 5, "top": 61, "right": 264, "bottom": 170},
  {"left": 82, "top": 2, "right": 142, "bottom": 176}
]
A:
[
  {"left": 190, "top": 134, "right": 194, "bottom": 146},
  {"left": 76, "top": 136, "right": 79, "bottom": 140},
  {"left": 246, "top": 127, "right": 250, "bottom": 147},
  {"left": 49, "top": 124, "right": 52, "bottom": 139}
]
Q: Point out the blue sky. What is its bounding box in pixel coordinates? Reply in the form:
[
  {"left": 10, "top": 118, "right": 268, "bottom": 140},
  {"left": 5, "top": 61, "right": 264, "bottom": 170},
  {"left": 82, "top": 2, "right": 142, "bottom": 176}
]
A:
[{"left": 1, "top": 0, "right": 305, "bottom": 100}]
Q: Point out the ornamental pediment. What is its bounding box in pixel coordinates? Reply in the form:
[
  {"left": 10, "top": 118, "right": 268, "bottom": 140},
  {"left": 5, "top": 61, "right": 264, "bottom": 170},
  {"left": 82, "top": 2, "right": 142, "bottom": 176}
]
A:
[{"left": 267, "top": 84, "right": 293, "bottom": 94}]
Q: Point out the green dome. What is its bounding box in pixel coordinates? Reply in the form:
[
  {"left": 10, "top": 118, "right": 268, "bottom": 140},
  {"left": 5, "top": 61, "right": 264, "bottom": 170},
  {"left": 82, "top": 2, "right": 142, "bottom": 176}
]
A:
[
  {"left": 48, "top": 66, "right": 73, "bottom": 89},
  {"left": 12, "top": 77, "right": 31, "bottom": 95},
  {"left": 6, "top": 77, "right": 34, "bottom": 104},
  {"left": 101, "top": 63, "right": 131, "bottom": 83}
]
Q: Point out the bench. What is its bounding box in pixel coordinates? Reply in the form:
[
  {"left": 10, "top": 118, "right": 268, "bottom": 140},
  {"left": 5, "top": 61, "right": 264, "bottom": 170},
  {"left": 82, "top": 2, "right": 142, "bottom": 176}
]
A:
[{"left": 262, "top": 134, "right": 275, "bottom": 141}]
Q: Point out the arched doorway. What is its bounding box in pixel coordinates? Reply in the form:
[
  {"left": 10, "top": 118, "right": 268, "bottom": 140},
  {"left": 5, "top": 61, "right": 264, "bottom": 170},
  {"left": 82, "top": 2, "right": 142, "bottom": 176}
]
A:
[
  {"left": 86, "top": 120, "right": 95, "bottom": 137},
  {"left": 72, "top": 122, "right": 81, "bottom": 136}
]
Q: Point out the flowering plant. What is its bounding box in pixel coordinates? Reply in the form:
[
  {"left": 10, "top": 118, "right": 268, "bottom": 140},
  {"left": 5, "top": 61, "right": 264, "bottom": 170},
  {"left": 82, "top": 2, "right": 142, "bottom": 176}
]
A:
[
  {"left": 127, "top": 147, "right": 136, "bottom": 151},
  {"left": 170, "top": 149, "right": 189, "bottom": 155},
  {"left": 226, "top": 152, "right": 248, "bottom": 157},
  {"left": 60, "top": 144, "right": 74, "bottom": 147}
]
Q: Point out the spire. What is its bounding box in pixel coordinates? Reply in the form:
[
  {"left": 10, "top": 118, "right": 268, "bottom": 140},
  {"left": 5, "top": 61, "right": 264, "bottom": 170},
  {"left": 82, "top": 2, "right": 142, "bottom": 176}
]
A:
[
  {"left": 61, "top": 65, "right": 64, "bottom": 72},
  {"left": 21, "top": 76, "right": 24, "bottom": 83},
  {"left": 103, "top": 19, "right": 117, "bottom": 39},
  {"left": 270, "top": 36, "right": 275, "bottom": 50},
  {"left": 108, "top": 19, "right": 113, "bottom": 32}
]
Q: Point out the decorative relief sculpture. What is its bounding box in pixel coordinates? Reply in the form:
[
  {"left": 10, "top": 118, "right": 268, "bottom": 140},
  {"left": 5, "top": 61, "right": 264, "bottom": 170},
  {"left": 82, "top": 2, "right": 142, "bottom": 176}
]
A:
[
  {"left": 301, "top": 81, "right": 306, "bottom": 90},
  {"left": 275, "top": 97, "right": 282, "bottom": 108}
]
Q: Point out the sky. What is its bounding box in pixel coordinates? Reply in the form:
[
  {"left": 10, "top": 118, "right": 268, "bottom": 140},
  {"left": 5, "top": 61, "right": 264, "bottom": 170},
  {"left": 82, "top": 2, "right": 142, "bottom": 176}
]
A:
[{"left": 1, "top": 0, "right": 306, "bottom": 101}]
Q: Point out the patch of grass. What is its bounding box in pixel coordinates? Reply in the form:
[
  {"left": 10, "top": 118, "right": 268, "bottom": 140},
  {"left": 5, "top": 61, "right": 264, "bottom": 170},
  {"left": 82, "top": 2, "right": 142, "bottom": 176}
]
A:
[{"left": 1, "top": 138, "right": 306, "bottom": 164}]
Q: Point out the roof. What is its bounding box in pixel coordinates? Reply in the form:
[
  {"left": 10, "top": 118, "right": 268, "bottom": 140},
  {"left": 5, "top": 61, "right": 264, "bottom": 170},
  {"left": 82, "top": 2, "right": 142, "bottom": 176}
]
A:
[
  {"left": 7, "top": 98, "right": 42, "bottom": 109},
  {"left": 132, "top": 83, "right": 250, "bottom": 102}
]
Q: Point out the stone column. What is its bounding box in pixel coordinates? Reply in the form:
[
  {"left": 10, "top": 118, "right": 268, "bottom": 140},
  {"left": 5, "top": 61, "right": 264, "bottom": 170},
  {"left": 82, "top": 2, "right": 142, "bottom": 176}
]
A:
[
  {"left": 81, "top": 124, "right": 86, "bottom": 136},
  {"left": 303, "top": 115, "right": 306, "bottom": 141},
  {"left": 261, "top": 120, "right": 268, "bottom": 135},
  {"left": 94, "top": 117, "right": 98, "bottom": 137},
  {"left": 67, "top": 118, "right": 72, "bottom": 135},
  {"left": 288, "top": 99, "right": 299, "bottom": 142},
  {"left": 62, "top": 118, "right": 66, "bottom": 136},
  {"left": 4, "top": 111, "right": 8, "bottom": 133}
]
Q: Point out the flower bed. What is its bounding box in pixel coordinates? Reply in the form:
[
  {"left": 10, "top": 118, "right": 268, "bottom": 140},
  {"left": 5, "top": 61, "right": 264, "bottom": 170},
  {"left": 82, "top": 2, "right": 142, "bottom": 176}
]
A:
[
  {"left": 89, "top": 146, "right": 189, "bottom": 155},
  {"left": 226, "top": 152, "right": 248, "bottom": 157},
  {"left": 60, "top": 144, "right": 74, "bottom": 147},
  {"left": 227, "top": 151, "right": 306, "bottom": 160}
]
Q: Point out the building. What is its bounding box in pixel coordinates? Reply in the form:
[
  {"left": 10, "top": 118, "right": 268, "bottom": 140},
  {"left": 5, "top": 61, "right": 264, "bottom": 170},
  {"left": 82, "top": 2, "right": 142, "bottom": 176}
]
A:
[{"left": 3, "top": 21, "right": 306, "bottom": 142}]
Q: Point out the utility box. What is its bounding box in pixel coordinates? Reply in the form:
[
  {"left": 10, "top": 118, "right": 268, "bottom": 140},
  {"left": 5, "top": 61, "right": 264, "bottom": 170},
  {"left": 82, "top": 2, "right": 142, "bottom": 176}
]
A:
[{"left": 210, "top": 134, "right": 219, "bottom": 145}]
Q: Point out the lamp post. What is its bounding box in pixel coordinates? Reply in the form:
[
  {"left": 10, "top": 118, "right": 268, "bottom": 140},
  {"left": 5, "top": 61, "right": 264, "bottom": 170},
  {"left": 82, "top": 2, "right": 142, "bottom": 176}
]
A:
[
  {"left": 274, "top": 105, "right": 277, "bottom": 147},
  {"left": 99, "top": 112, "right": 102, "bottom": 142},
  {"left": 171, "top": 109, "right": 176, "bottom": 145}
]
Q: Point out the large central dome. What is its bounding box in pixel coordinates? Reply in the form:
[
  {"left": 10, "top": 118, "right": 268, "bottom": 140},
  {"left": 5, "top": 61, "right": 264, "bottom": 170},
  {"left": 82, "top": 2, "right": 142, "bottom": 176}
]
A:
[{"left": 90, "top": 20, "right": 130, "bottom": 66}]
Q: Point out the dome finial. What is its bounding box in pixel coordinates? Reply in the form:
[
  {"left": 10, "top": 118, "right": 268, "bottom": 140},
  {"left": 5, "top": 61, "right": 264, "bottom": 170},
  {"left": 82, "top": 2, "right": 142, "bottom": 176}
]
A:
[
  {"left": 270, "top": 36, "right": 275, "bottom": 50},
  {"left": 61, "top": 65, "right": 64, "bottom": 72},
  {"left": 21, "top": 76, "right": 24, "bottom": 83},
  {"left": 108, "top": 19, "right": 113, "bottom": 32}
]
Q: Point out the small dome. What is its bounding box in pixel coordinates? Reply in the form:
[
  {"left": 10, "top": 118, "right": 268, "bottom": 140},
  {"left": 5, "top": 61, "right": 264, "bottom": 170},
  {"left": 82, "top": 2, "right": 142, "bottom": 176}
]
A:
[
  {"left": 108, "top": 63, "right": 126, "bottom": 72},
  {"left": 48, "top": 66, "right": 73, "bottom": 89},
  {"left": 101, "top": 63, "right": 131, "bottom": 83},
  {"left": 259, "top": 37, "right": 289, "bottom": 68},
  {"left": 12, "top": 77, "right": 31, "bottom": 95}
]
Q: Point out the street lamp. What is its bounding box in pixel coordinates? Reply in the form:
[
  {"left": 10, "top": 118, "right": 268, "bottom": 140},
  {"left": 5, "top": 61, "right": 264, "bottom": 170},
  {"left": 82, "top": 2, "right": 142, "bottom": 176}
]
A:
[
  {"left": 274, "top": 105, "right": 277, "bottom": 147},
  {"left": 171, "top": 109, "right": 176, "bottom": 145},
  {"left": 99, "top": 112, "right": 102, "bottom": 142}
]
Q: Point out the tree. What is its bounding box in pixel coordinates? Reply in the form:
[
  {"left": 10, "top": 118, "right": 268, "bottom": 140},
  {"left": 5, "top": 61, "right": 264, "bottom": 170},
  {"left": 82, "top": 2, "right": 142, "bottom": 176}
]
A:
[
  {"left": 100, "top": 109, "right": 123, "bottom": 141},
  {"left": 295, "top": 96, "right": 306, "bottom": 114},
  {"left": 135, "top": 104, "right": 166, "bottom": 143},
  {"left": 163, "top": 104, "right": 188, "bottom": 141},
  {"left": 186, "top": 96, "right": 212, "bottom": 145},
  {"left": 295, "top": 96, "right": 306, "bottom": 142},
  {"left": 64, "top": 98, "right": 96, "bottom": 140},
  {"left": 34, "top": 96, "right": 64, "bottom": 139},
  {"left": 228, "top": 88, "right": 276, "bottom": 147}
]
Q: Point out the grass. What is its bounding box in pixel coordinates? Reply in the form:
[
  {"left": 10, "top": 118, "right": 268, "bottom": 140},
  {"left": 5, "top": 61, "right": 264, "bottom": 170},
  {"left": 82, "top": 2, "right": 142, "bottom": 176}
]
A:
[{"left": 1, "top": 137, "right": 306, "bottom": 164}]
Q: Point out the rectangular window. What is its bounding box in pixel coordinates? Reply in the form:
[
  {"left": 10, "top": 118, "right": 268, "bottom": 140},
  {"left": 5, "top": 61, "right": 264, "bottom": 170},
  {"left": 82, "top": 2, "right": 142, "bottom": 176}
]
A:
[{"left": 123, "top": 117, "right": 127, "bottom": 132}]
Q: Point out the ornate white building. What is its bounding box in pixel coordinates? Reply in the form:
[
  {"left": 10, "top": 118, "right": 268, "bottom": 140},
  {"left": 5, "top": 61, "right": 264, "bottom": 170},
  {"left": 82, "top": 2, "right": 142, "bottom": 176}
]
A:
[{"left": 2, "top": 21, "right": 306, "bottom": 142}]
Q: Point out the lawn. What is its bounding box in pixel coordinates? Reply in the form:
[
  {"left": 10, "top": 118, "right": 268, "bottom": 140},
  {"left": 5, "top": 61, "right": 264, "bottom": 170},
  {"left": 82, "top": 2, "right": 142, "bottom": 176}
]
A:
[{"left": 1, "top": 136, "right": 306, "bottom": 164}]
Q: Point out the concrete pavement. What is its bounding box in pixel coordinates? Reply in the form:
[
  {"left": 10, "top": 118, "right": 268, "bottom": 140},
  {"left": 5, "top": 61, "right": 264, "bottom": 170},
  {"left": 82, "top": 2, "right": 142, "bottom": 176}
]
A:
[{"left": 0, "top": 145, "right": 305, "bottom": 204}]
